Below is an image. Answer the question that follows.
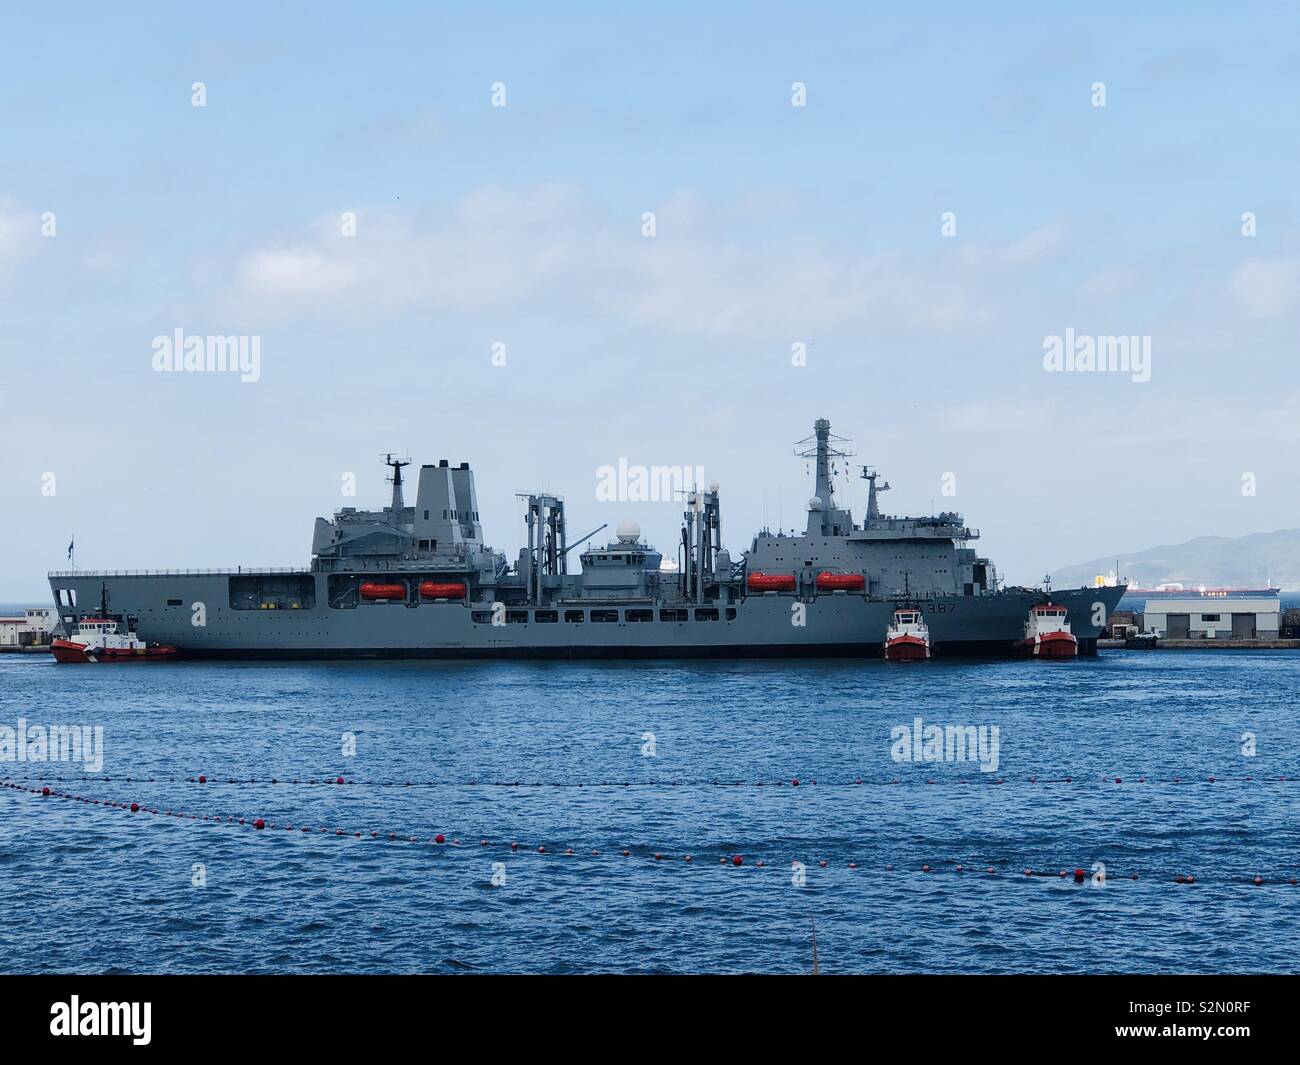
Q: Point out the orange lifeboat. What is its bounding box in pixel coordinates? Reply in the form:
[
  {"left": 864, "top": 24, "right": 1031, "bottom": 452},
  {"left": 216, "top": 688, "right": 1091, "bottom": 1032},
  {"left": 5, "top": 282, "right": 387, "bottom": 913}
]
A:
[
  {"left": 815, "top": 572, "right": 866, "bottom": 592},
  {"left": 747, "top": 572, "right": 796, "bottom": 592},
  {"left": 419, "top": 580, "right": 467, "bottom": 600},
  {"left": 359, "top": 581, "right": 406, "bottom": 601}
]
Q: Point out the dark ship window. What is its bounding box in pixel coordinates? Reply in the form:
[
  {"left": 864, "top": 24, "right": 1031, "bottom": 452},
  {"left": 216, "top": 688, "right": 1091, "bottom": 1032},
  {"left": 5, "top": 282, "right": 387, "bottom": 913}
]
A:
[
  {"left": 505, "top": 610, "right": 528, "bottom": 624},
  {"left": 694, "top": 608, "right": 719, "bottom": 621},
  {"left": 167, "top": 598, "right": 183, "bottom": 606},
  {"left": 564, "top": 610, "right": 585, "bottom": 623},
  {"left": 230, "top": 574, "right": 315, "bottom": 611},
  {"left": 471, "top": 611, "right": 494, "bottom": 623},
  {"left": 534, "top": 610, "right": 558, "bottom": 623},
  {"left": 659, "top": 608, "right": 688, "bottom": 622},
  {"left": 591, "top": 609, "right": 619, "bottom": 623},
  {"left": 626, "top": 609, "right": 653, "bottom": 623}
]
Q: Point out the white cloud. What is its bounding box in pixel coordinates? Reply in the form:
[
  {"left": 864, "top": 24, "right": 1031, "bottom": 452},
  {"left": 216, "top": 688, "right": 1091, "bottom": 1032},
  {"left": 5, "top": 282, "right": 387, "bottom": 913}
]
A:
[
  {"left": 0, "top": 197, "right": 38, "bottom": 277},
  {"left": 222, "top": 185, "right": 1070, "bottom": 338},
  {"left": 1231, "top": 257, "right": 1300, "bottom": 318}
]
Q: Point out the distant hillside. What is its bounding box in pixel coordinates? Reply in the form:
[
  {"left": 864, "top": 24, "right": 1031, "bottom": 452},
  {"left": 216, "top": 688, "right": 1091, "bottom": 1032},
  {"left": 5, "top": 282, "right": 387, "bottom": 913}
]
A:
[{"left": 1051, "top": 529, "right": 1300, "bottom": 591}]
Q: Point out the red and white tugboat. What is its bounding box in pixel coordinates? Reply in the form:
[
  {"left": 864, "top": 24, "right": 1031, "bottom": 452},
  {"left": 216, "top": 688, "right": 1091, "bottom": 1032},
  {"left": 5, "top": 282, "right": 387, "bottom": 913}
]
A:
[
  {"left": 1017, "top": 603, "right": 1078, "bottom": 659},
  {"left": 51, "top": 585, "right": 178, "bottom": 663},
  {"left": 883, "top": 607, "right": 931, "bottom": 661}
]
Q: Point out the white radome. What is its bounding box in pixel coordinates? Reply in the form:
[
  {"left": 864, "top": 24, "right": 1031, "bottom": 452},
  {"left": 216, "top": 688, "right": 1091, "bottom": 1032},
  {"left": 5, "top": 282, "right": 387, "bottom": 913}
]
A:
[
  {"left": 709, "top": 481, "right": 720, "bottom": 494},
  {"left": 616, "top": 519, "right": 641, "bottom": 543},
  {"left": 808, "top": 496, "right": 823, "bottom": 510}
]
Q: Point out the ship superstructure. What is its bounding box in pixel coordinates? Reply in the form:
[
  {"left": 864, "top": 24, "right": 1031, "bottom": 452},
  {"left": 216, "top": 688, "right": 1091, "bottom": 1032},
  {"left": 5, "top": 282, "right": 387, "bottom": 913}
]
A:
[{"left": 48, "top": 420, "right": 1124, "bottom": 658}]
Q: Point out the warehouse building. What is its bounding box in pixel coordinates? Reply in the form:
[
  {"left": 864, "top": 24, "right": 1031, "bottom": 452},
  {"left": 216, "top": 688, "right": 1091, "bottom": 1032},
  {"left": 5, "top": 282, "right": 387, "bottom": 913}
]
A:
[
  {"left": 0, "top": 608, "right": 57, "bottom": 646},
  {"left": 1142, "top": 595, "right": 1281, "bottom": 640}
]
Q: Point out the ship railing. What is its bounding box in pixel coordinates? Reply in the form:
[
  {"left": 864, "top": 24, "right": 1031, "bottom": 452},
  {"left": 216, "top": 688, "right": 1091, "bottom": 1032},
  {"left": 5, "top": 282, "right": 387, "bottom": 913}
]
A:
[{"left": 47, "top": 567, "right": 306, "bottom": 578}]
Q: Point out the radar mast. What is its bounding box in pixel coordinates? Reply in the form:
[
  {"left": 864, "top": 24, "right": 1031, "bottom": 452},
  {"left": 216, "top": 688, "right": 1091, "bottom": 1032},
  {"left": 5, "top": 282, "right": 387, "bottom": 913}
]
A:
[
  {"left": 794, "top": 418, "right": 854, "bottom": 535},
  {"left": 861, "top": 466, "right": 891, "bottom": 520},
  {"left": 384, "top": 453, "right": 411, "bottom": 511}
]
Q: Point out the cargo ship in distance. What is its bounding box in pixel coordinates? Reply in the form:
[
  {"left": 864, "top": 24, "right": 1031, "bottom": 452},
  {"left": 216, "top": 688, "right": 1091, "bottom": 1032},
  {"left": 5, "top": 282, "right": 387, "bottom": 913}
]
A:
[{"left": 47, "top": 419, "right": 1124, "bottom": 659}]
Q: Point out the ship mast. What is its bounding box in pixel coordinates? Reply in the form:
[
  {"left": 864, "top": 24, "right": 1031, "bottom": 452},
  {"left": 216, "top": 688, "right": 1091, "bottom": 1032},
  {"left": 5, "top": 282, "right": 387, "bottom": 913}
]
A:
[
  {"left": 794, "top": 418, "right": 854, "bottom": 535},
  {"left": 384, "top": 453, "right": 411, "bottom": 511},
  {"left": 861, "top": 466, "right": 891, "bottom": 520}
]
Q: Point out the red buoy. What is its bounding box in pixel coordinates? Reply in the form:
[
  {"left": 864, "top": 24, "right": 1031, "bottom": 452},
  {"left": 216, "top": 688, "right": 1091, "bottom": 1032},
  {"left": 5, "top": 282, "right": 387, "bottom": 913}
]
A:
[
  {"left": 254, "top": 819, "right": 265, "bottom": 830},
  {"left": 1073, "top": 868, "right": 1085, "bottom": 882},
  {"left": 1253, "top": 876, "right": 1263, "bottom": 886},
  {"left": 732, "top": 855, "right": 743, "bottom": 866},
  {"left": 130, "top": 802, "right": 139, "bottom": 812},
  {"left": 922, "top": 864, "right": 931, "bottom": 872},
  {"left": 198, "top": 775, "right": 206, "bottom": 784},
  {"left": 537, "top": 845, "right": 545, "bottom": 853},
  {"left": 41, "top": 786, "right": 49, "bottom": 796},
  {"left": 336, "top": 777, "right": 344, "bottom": 785},
  {"left": 435, "top": 833, "right": 445, "bottom": 844},
  {"left": 792, "top": 778, "right": 799, "bottom": 786},
  {"left": 818, "top": 860, "right": 827, "bottom": 868}
]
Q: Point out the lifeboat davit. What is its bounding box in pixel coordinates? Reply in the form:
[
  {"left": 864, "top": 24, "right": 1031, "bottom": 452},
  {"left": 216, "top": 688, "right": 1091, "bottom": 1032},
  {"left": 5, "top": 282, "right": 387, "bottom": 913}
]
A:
[
  {"left": 747, "top": 572, "right": 796, "bottom": 593},
  {"left": 359, "top": 582, "right": 406, "bottom": 601},
  {"left": 419, "top": 580, "right": 466, "bottom": 600},
  {"left": 815, "top": 572, "right": 866, "bottom": 592}
]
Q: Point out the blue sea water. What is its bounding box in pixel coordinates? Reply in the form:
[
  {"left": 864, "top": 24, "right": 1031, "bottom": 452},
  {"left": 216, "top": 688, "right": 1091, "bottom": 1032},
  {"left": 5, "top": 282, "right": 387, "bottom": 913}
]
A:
[{"left": 1, "top": 650, "right": 1297, "bottom": 974}]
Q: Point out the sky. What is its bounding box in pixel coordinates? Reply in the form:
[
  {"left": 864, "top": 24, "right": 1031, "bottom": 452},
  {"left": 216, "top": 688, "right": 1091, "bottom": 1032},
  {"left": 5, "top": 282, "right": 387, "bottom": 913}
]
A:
[{"left": 2, "top": 1, "right": 1299, "bottom": 600}]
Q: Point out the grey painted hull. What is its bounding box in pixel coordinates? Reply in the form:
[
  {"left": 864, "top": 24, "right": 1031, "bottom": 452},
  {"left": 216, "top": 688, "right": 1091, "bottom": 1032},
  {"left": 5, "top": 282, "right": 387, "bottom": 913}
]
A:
[{"left": 47, "top": 571, "right": 1123, "bottom": 660}]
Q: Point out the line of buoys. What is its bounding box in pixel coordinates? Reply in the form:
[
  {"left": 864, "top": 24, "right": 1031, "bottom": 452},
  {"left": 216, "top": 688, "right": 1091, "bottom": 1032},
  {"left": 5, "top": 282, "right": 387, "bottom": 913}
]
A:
[
  {"left": 7, "top": 772, "right": 1298, "bottom": 789},
  {"left": 7, "top": 779, "right": 1297, "bottom": 886}
]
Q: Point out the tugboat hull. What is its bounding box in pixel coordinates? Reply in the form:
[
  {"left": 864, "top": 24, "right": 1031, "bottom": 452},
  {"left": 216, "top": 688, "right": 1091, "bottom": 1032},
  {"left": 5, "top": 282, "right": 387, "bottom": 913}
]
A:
[{"left": 884, "top": 636, "right": 931, "bottom": 661}]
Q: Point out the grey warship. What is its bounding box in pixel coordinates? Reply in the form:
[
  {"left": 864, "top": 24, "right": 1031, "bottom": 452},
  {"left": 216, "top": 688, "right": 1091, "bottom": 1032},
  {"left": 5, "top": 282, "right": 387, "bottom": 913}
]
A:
[{"left": 47, "top": 419, "right": 1123, "bottom": 659}]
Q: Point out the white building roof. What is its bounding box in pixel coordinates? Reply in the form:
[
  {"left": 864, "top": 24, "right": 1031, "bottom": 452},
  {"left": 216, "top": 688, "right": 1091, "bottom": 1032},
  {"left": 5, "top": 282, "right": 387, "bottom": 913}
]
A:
[{"left": 1144, "top": 596, "right": 1279, "bottom": 612}]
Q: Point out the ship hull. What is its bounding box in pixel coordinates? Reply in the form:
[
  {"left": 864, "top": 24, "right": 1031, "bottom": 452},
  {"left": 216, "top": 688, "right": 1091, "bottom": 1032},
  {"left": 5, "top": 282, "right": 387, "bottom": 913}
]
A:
[{"left": 46, "top": 572, "right": 1124, "bottom": 661}]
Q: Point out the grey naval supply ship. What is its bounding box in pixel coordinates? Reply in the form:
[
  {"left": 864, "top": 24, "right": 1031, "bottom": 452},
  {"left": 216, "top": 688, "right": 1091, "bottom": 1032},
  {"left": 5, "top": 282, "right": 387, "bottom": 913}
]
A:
[{"left": 47, "top": 419, "right": 1123, "bottom": 660}]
